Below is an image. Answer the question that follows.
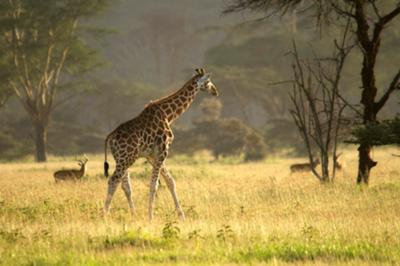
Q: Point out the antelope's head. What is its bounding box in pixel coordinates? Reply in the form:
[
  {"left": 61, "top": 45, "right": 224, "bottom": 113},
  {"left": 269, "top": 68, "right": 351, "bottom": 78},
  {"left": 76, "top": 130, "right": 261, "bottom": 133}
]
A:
[{"left": 77, "top": 155, "right": 88, "bottom": 170}]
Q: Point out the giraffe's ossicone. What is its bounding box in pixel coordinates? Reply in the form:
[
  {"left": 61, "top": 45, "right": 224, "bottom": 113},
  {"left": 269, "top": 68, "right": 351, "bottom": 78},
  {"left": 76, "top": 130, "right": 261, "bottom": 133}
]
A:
[{"left": 103, "top": 68, "right": 219, "bottom": 221}]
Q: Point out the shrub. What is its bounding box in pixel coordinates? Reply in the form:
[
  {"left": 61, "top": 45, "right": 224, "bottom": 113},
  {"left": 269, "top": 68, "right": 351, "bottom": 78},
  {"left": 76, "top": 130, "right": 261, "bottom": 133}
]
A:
[{"left": 192, "top": 118, "right": 267, "bottom": 160}]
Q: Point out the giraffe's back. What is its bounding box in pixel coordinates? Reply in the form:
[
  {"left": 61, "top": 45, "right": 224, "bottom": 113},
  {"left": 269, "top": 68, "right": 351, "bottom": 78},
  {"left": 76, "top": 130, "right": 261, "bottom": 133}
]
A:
[{"left": 108, "top": 105, "right": 170, "bottom": 160}]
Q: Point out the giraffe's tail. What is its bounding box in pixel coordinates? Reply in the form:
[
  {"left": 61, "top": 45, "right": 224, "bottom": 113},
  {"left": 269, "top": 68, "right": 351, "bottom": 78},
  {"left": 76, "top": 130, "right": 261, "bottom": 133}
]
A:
[{"left": 104, "top": 135, "right": 110, "bottom": 177}]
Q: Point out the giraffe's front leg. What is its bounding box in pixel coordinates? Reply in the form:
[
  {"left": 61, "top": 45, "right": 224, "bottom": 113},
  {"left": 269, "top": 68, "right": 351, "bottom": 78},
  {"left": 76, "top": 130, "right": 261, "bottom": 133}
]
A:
[{"left": 161, "top": 166, "right": 185, "bottom": 221}]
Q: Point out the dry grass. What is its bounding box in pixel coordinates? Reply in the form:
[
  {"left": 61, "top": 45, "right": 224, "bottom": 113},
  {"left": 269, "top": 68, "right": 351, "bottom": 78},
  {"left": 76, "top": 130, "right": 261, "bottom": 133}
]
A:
[{"left": 0, "top": 147, "right": 399, "bottom": 265}]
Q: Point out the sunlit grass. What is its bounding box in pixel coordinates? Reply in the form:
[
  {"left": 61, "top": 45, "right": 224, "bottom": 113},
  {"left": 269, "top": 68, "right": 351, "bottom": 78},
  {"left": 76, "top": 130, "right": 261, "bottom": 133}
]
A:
[{"left": 0, "top": 147, "right": 399, "bottom": 265}]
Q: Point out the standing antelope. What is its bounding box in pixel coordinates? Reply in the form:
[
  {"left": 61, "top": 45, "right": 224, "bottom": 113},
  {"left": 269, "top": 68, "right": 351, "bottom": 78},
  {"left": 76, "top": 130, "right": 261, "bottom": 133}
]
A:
[
  {"left": 290, "top": 158, "right": 320, "bottom": 173},
  {"left": 334, "top": 153, "right": 344, "bottom": 171},
  {"left": 54, "top": 156, "right": 88, "bottom": 182}
]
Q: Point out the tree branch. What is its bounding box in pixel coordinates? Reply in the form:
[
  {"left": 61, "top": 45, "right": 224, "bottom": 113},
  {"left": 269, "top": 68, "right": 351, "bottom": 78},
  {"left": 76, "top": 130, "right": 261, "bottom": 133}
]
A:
[
  {"left": 354, "top": 1, "right": 371, "bottom": 50},
  {"left": 374, "top": 69, "right": 400, "bottom": 112},
  {"left": 368, "top": 0, "right": 381, "bottom": 19},
  {"left": 372, "top": 5, "right": 400, "bottom": 45}
]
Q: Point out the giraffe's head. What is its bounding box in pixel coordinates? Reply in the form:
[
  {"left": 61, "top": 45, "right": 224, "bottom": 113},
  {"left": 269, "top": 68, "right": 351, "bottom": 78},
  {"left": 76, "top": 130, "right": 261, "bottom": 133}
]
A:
[{"left": 194, "top": 68, "right": 219, "bottom": 96}]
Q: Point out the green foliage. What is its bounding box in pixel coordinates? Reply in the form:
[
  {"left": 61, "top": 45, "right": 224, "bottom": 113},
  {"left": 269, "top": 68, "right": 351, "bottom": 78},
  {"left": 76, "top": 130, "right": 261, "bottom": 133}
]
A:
[
  {"left": 349, "top": 117, "right": 400, "bottom": 146},
  {"left": 162, "top": 221, "right": 181, "bottom": 240},
  {"left": 208, "top": 66, "right": 286, "bottom": 118},
  {"left": 217, "top": 224, "right": 235, "bottom": 242},
  {"left": 0, "top": 128, "right": 32, "bottom": 161},
  {"left": 188, "top": 229, "right": 203, "bottom": 240},
  {"left": 196, "top": 118, "right": 249, "bottom": 158},
  {"left": 174, "top": 98, "right": 267, "bottom": 161},
  {"left": 207, "top": 37, "right": 278, "bottom": 68},
  {"left": 0, "top": 0, "right": 113, "bottom": 161},
  {"left": 0, "top": 116, "right": 105, "bottom": 160},
  {"left": 0, "top": 0, "right": 110, "bottom": 84},
  {"left": 263, "top": 118, "right": 305, "bottom": 155},
  {"left": 0, "top": 86, "right": 12, "bottom": 108},
  {"left": 198, "top": 97, "right": 222, "bottom": 120},
  {"left": 244, "top": 130, "right": 267, "bottom": 161},
  {"left": 100, "top": 230, "right": 167, "bottom": 250},
  {"left": 232, "top": 241, "right": 387, "bottom": 263}
]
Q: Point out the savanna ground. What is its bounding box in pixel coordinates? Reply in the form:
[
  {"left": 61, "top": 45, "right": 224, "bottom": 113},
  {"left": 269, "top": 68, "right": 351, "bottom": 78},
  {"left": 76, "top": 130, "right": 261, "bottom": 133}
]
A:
[{"left": 0, "top": 147, "right": 400, "bottom": 265}]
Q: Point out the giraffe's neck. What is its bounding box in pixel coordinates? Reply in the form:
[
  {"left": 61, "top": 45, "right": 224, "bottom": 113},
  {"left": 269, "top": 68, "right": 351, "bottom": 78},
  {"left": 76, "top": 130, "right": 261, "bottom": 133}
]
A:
[{"left": 151, "top": 78, "right": 200, "bottom": 123}]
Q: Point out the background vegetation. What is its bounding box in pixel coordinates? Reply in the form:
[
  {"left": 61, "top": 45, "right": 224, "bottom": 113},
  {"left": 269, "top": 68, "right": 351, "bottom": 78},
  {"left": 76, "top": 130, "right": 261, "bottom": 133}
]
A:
[{"left": 0, "top": 0, "right": 398, "bottom": 162}]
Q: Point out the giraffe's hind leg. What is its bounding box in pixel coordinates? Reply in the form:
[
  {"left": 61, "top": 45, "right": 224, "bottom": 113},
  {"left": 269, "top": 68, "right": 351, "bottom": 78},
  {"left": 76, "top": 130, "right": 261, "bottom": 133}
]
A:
[
  {"left": 121, "top": 172, "right": 135, "bottom": 216},
  {"left": 161, "top": 166, "right": 185, "bottom": 220},
  {"left": 104, "top": 165, "right": 128, "bottom": 216},
  {"left": 148, "top": 163, "right": 161, "bottom": 222}
]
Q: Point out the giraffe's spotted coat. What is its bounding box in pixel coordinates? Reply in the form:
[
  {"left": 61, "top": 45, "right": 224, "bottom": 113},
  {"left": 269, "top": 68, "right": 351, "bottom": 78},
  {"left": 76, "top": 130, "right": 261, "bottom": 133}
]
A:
[{"left": 103, "top": 68, "right": 218, "bottom": 221}]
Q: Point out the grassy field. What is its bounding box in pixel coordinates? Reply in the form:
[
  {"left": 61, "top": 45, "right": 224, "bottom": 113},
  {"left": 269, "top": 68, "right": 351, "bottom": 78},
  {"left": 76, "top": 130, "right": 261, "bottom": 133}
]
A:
[{"left": 0, "top": 148, "right": 400, "bottom": 265}]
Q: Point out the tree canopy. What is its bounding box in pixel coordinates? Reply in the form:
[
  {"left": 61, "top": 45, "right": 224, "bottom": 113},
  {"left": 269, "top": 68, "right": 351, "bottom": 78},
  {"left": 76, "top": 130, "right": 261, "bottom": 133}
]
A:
[{"left": 0, "top": 0, "right": 111, "bottom": 161}]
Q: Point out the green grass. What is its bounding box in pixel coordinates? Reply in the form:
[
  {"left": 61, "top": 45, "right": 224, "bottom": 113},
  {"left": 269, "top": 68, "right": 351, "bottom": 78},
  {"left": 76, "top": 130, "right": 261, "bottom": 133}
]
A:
[{"left": 0, "top": 148, "right": 400, "bottom": 265}]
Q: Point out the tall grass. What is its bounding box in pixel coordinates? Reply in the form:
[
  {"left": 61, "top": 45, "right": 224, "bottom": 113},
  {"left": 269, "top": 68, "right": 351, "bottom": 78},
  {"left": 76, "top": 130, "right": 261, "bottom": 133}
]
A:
[{"left": 0, "top": 147, "right": 399, "bottom": 265}]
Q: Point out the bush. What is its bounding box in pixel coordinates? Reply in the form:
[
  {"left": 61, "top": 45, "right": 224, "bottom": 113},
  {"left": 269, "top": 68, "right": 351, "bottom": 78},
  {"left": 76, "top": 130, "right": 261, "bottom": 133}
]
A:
[
  {"left": 263, "top": 118, "right": 307, "bottom": 155},
  {"left": 244, "top": 131, "right": 267, "bottom": 161},
  {"left": 349, "top": 117, "right": 400, "bottom": 146},
  {"left": 174, "top": 98, "right": 268, "bottom": 161},
  {"left": 188, "top": 118, "right": 267, "bottom": 161}
]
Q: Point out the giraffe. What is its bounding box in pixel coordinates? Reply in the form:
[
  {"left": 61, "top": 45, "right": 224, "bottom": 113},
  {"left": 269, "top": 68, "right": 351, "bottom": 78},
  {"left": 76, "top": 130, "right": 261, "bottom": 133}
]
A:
[{"left": 103, "top": 68, "right": 219, "bottom": 221}]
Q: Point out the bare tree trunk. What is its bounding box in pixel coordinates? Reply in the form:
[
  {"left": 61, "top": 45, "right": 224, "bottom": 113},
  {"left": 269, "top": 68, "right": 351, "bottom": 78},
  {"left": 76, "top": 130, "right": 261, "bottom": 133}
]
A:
[
  {"left": 321, "top": 153, "right": 330, "bottom": 182},
  {"left": 356, "top": 38, "right": 378, "bottom": 184},
  {"left": 33, "top": 120, "right": 48, "bottom": 162},
  {"left": 357, "top": 144, "right": 377, "bottom": 184},
  {"left": 353, "top": 1, "right": 400, "bottom": 184}
]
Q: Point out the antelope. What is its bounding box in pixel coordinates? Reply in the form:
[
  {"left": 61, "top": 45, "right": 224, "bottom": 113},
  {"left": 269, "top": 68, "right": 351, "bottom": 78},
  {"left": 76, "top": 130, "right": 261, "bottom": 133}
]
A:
[
  {"left": 290, "top": 158, "right": 320, "bottom": 173},
  {"left": 334, "top": 153, "right": 344, "bottom": 171},
  {"left": 54, "top": 156, "right": 88, "bottom": 182}
]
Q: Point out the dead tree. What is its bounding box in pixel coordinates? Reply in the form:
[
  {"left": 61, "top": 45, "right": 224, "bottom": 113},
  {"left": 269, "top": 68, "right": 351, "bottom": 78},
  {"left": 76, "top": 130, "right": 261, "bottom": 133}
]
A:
[
  {"left": 224, "top": 0, "right": 400, "bottom": 185},
  {"left": 289, "top": 21, "right": 354, "bottom": 182}
]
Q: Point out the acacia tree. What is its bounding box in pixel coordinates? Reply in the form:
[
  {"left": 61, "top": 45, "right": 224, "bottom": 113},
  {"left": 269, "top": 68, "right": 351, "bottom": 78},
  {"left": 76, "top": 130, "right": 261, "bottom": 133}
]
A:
[
  {"left": 225, "top": 0, "right": 400, "bottom": 184},
  {"left": 0, "top": 0, "right": 110, "bottom": 162},
  {"left": 0, "top": 87, "right": 12, "bottom": 108}
]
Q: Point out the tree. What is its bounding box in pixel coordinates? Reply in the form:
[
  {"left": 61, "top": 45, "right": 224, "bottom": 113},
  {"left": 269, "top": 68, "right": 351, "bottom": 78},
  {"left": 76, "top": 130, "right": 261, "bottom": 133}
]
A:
[
  {"left": 193, "top": 98, "right": 267, "bottom": 160},
  {"left": 224, "top": 0, "right": 400, "bottom": 184},
  {"left": 0, "top": 87, "right": 12, "bottom": 108},
  {"left": 349, "top": 116, "right": 400, "bottom": 146},
  {"left": 0, "top": 0, "right": 111, "bottom": 162},
  {"left": 289, "top": 30, "right": 352, "bottom": 182},
  {"left": 205, "top": 31, "right": 289, "bottom": 123},
  {"left": 173, "top": 98, "right": 267, "bottom": 160}
]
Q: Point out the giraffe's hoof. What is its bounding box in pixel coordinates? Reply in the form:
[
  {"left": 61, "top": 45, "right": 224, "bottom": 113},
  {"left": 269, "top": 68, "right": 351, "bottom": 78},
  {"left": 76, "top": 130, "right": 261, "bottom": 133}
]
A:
[
  {"left": 178, "top": 211, "right": 185, "bottom": 221},
  {"left": 103, "top": 208, "right": 110, "bottom": 218}
]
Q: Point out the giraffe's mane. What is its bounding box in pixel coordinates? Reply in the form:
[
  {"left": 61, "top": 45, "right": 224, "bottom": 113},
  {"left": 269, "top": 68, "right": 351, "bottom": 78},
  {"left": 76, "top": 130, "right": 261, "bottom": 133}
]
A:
[{"left": 146, "top": 75, "right": 199, "bottom": 107}]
